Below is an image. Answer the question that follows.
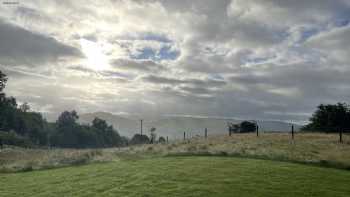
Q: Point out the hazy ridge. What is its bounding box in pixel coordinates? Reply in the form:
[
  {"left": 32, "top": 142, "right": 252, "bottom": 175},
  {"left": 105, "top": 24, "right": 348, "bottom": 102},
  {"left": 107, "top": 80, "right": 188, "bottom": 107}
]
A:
[{"left": 79, "top": 112, "right": 301, "bottom": 138}]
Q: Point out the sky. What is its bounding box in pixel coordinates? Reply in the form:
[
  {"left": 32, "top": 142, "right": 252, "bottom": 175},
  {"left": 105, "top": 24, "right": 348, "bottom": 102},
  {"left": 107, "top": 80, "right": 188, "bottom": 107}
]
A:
[{"left": 0, "top": 0, "right": 350, "bottom": 123}]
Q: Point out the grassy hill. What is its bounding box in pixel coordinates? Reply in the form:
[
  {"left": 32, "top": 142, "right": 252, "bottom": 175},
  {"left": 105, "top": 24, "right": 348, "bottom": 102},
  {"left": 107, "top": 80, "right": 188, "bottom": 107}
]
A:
[{"left": 1, "top": 156, "right": 350, "bottom": 197}]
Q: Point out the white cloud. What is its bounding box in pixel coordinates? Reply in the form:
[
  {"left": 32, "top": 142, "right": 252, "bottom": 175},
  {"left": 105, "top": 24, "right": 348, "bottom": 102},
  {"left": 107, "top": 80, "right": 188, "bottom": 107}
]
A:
[{"left": 1, "top": 0, "right": 350, "bottom": 122}]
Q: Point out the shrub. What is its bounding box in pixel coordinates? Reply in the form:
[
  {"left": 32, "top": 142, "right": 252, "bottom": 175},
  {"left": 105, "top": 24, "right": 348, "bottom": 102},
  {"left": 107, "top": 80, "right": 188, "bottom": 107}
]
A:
[
  {"left": 0, "top": 131, "right": 34, "bottom": 148},
  {"left": 130, "top": 134, "right": 150, "bottom": 145}
]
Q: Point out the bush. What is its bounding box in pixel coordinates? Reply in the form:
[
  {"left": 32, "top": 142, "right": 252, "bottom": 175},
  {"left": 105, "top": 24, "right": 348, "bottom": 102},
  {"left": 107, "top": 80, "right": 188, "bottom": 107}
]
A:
[
  {"left": 0, "top": 131, "right": 34, "bottom": 148},
  {"left": 130, "top": 134, "right": 150, "bottom": 145}
]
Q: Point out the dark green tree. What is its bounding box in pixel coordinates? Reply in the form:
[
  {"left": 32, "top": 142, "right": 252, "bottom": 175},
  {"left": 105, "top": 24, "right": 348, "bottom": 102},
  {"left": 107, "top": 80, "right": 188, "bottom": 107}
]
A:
[
  {"left": 240, "top": 121, "right": 257, "bottom": 133},
  {"left": 0, "top": 70, "right": 7, "bottom": 93},
  {"left": 52, "top": 111, "right": 81, "bottom": 148},
  {"left": 158, "top": 136, "right": 166, "bottom": 144},
  {"left": 303, "top": 103, "right": 350, "bottom": 132},
  {"left": 130, "top": 134, "right": 150, "bottom": 145},
  {"left": 57, "top": 110, "right": 79, "bottom": 128},
  {"left": 19, "top": 102, "right": 30, "bottom": 112},
  {"left": 149, "top": 127, "right": 157, "bottom": 144},
  {"left": 227, "top": 122, "right": 240, "bottom": 135},
  {"left": 92, "top": 117, "right": 122, "bottom": 147}
]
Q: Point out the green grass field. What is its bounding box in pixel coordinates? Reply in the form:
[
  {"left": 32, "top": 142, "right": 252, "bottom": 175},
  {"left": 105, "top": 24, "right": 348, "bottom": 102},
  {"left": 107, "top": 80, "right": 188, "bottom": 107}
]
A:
[{"left": 1, "top": 156, "right": 350, "bottom": 197}]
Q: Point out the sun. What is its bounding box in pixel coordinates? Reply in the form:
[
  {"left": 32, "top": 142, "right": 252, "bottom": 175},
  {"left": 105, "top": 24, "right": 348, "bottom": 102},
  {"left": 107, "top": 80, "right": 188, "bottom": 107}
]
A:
[{"left": 80, "top": 39, "right": 110, "bottom": 71}]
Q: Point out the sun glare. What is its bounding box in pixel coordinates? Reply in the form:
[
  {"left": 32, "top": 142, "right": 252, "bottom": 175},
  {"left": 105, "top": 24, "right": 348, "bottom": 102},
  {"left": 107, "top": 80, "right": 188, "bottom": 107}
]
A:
[{"left": 80, "top": 39, "right": 110, "bottom": 71}]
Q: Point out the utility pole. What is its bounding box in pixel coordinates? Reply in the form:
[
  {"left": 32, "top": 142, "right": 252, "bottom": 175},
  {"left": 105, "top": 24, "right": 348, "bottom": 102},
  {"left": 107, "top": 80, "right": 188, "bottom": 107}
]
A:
[{"left": 140, "top": 119, "right": 143, "bottom": 136}]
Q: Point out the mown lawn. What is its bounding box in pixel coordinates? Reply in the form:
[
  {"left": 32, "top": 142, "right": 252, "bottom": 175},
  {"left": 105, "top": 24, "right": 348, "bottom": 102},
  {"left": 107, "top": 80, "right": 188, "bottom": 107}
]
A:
[{"left": 1, "top": 156, "right": 350, "bottom": 197}]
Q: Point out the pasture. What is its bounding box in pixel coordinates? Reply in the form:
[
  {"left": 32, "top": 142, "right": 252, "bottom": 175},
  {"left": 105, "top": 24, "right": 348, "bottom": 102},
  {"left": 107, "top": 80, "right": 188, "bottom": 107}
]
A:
[
  {"left": 1, "top": 133, "right": 350, "bottom": 196},
  {"left": 1, "top": 156, "right": 350, "bottom": 197}
]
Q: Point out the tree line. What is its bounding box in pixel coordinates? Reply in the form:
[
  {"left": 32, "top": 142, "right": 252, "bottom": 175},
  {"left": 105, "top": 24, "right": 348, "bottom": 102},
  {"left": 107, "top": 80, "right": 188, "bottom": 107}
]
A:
[
  {"left": 0, "top": 70, "right": 129, "bottom": 148},
  {"left": 1, "top": 69, "right": 349, "bottom": 148},
  {"left": 0, "top": 70, "right": 167, "bottom": 148}
]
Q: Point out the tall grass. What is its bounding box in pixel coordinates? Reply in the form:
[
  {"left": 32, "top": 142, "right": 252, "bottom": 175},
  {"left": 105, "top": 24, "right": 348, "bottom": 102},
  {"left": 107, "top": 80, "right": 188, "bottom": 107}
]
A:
[
  {"left": 1, "top": 133, "right": 349, "bottom": 172},
  {"left": 129, "top": 133, "right": 350, "bottom": 169}
]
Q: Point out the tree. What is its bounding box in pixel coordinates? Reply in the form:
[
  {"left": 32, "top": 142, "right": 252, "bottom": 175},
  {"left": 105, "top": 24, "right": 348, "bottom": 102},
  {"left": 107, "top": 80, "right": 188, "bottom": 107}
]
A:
[
  {"left": 19, "top": 102, "right": 30, "bottom": 112},
  {"left": 92, "top": 117, "right": 108, "bottom": 131},
  {"left": 303, "top": 103, "right": 350, "bottom": 132},
  {"left": 52, "top": 111, "right": 81, "bottom": 148},
  {"left": 240, "top": 121, "right": 257, "bottom": 133},
  {"left": 130, "top": 134, "right": 150, "bottom": 145},
  {"left": 0, "top": 70, "right": 7, "bottom": 93},
  {"left": 227, "top": 121, "right": 256, "bottom": 133},
  {"left": 0, "top": 71, "right": 47, "bottom": 146},
  {"left": 0, "top": 71, "right": 130, "bottom": 148},
  {"left": 227, "top": 122, "right": 240, "bottom": 135},
  {"left": 158, "top": 136, "right": 166, "bottom": 144},
  {"left": 91, "top": 117, "right": 122, "bottom": 147},
  {"left": 149, "top": 127, "right": 157, "bottom": 144},
  {"left": 56, "top": 110, "right": 79, "bottom": 128}
]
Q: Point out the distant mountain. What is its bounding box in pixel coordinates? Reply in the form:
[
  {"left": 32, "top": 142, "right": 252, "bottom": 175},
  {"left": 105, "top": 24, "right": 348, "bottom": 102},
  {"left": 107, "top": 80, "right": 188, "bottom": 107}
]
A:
[{"left": 79, "top": 112, "right": 302, "bottom": 139}]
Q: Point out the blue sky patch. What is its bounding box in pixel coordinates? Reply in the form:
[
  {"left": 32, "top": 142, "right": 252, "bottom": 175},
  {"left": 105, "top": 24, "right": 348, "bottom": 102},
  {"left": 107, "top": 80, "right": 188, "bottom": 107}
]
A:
[{"left": 131, "top": 46, "right": 180, "bottom": 61}]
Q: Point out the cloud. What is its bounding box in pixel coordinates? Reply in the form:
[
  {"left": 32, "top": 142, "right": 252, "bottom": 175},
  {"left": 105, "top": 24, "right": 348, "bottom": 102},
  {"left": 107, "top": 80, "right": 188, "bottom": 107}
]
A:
[
  {"left": 0, "top": 20, "right": 82, "bottom": 66},
  {"left": 142, "top": 75, "right": 226, "bottom": 87},
  {"left": 142, "top": 75, "right": 183, "bottom": 85},
  {"left": 1, "top": 0, "right": 350, "bottom": 123},
  {"left": 111, "top": 59, "right": 166, "bottom": 72},
  {"left": 305, "top": 25, "right": 350, "bottom": 64}
]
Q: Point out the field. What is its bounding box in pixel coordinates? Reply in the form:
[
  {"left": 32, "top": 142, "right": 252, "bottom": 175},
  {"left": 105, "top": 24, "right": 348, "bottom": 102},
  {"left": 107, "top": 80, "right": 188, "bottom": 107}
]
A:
[
  {"left": 1, "top": 133, "right": 350, "bottom": 196},
  {"left": 1, "top": 156, "right": 350, "bottom": 197},
  {"left": 1, "top": 133, "right": 349, "bottom": 172}
]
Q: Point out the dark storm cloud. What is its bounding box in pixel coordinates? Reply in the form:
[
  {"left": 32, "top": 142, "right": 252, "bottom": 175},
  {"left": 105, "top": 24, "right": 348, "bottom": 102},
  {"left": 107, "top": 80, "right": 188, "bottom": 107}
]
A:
[{"left": 0, "top": 20, "right": 82, "bottom": 66}]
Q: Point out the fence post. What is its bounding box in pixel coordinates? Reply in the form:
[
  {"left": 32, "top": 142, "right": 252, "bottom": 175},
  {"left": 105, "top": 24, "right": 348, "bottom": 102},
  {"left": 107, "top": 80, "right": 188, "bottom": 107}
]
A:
[
  {"left": 205, "top": 128, "right": 208, "bottom": 139},
  {"left": 339, "top": 129, "right": 343, "bottom": 143},
  {"left": 256, "top": 124, "right": 259, "bottom": 137},
  {"left": 291, "top": 124, "right": 294, "bottom": 140},
  {"left": 166, "top": 136, "right": 168, "bottom": 143},
  {"left": 183, "top": 131, "right": 186, "bottom": 141},
  {"left": 140, "top": 119, "right": 143, "bottom": 136}
]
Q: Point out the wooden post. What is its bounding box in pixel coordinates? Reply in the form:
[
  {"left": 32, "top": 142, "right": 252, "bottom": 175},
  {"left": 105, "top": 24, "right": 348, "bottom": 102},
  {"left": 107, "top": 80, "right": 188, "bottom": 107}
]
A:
[
  {"left": 291, "top": 124, "right": 294, "bottom": 140},
  {"left": 183, "top": 131, "right": 186, "bottom": 141},
  {"left": 256, "top": 123, "right": 259, "bottom": 137},
  {"left": 205, "top": 128, "right": 208, "bottom": 139},
  {"left": 140, "top": 119, "right": 143, "bottom": 135},
  {"left": 166, "top": 136, "right": 168, "bottom": 143},
  {"left": 339, "top": 129, "right": 343, "bottom": 143}
]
